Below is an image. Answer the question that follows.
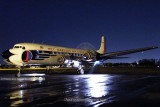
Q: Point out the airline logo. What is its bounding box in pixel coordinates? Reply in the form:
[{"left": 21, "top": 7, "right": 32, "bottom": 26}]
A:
[{"left": 22, "top": 51, "right": 32, "bottom": 62}]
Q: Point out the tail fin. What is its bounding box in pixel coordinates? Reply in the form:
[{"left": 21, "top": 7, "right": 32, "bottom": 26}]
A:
[{"left": 96, "top": 36, "right": 106, "bottom": 54}]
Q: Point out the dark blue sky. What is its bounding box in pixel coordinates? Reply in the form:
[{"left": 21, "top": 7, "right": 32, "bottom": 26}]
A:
[{"left": 0, "top": 0, "right": 159, "bottom": 63}]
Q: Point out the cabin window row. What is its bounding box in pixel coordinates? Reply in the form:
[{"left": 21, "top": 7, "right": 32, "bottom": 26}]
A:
[
  {"left": 52, "top": 52, "right": 83, "bottom": 56},
  {"left": 38, "top": 50, "right": 83, "bottom": 56}
]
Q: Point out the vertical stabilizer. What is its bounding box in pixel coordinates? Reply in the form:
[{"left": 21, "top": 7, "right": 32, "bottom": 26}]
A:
[{"left": 96, "top": 36, "right": 106, "bottom": 54}]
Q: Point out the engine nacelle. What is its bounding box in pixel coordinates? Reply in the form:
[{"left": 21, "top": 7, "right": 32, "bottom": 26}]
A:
[
  {"left": 57, "top": 56, "right": 65, "bottom": 64},
  {"left": 54, "top": 55, "right": 71, "bottom": 65},
  {"left": 82, "top": 50, "right": 96, "bottom": 61}
]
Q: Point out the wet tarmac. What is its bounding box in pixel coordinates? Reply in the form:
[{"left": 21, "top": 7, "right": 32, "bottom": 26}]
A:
[{"left": 0, "top": 73, "right": 160, "bottom": 107}]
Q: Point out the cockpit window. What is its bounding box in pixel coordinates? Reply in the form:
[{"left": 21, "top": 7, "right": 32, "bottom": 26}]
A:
[
  {"left": 14, "top": 46, "right": 25, "bottom": 49},
  {"left": 14, "top": 46, "right": 20, "bottom": 48}
]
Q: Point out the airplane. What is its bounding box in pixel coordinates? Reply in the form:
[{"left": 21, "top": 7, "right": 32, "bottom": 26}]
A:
[{"left": 1, "top": 36, "right": 158, "bottom": 74}]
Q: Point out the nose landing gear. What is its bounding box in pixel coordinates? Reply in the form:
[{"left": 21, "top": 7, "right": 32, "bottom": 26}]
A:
[{"left": 17, "top": 68, "right": 21, "bottom": 77}]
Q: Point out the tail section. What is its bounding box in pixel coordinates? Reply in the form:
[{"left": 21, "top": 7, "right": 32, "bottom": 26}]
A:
[{"left": 96, "top": 36, "right": 106, "bottom": 54}]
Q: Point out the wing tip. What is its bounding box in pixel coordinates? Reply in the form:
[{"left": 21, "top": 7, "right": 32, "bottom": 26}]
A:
[{"left": 152, "top": 46, "right": 158, "bottom": 49}]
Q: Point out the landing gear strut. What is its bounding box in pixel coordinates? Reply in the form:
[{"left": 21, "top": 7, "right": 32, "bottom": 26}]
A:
[
  {"left": 16, "top": 67, "right": 21, "bottom": 77},
  {"left": 77, "top": 65, "right": 84, "bottom": 74}
]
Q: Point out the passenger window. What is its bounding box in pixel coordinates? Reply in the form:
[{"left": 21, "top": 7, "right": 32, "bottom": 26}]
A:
[{"left": 22, "top": 47, "right": 25, "bottom": 49}]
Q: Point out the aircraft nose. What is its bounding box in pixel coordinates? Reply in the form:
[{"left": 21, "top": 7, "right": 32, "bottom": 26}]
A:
[{"left": 2, "top": 50, "right": 13, "bottom": 59}]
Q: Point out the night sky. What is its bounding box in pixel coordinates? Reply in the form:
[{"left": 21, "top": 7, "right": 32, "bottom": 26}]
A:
[{"left": 0, "top": 0, "right": 159, "bottom": 64}]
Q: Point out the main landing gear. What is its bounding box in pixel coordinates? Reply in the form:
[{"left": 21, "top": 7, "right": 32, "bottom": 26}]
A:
[{"left": 77, "top": 65, "right": 84, "bottom": 74}]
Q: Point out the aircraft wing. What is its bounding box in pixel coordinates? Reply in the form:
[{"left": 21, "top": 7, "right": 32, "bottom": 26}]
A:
[{"left": 99, "top": 46, "right": 158, "bottom": 59}]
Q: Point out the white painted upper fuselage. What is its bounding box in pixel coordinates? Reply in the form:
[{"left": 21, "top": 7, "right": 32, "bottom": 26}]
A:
[{"left": 7, "top": 43, "right": 96, "bottom": 66}]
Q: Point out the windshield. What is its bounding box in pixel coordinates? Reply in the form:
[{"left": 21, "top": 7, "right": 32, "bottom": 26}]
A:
[{"left": 14, "top": 46, "right": 25, "bottom": 49}]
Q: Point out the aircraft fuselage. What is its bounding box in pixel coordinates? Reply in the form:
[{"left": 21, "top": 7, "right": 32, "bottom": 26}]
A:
[{"left": 2, "top": 43, "right": 97, "bottom": 66}]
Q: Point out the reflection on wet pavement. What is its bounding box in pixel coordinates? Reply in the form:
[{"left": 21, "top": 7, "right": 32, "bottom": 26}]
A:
[{"left": 0, "top": 74, "right": 160, "bottom": 106}]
